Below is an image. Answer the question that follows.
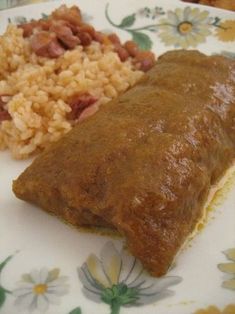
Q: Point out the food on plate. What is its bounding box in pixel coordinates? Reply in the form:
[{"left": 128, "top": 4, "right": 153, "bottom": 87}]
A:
[
  {"left": 13, "top": 50, "right": 235, "bottom": 276},
  {"left": 0, "top": 5, "right": 155, "bottom": 159},
  {"left": 182, "top": 0, "right": 235, "bottom": 11}
]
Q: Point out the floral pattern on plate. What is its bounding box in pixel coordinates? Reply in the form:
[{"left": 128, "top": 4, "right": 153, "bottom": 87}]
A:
[
  {"left": 68, "top": 307, "right": 82, "bottom": 314},
  {"left": 13, "top": 267, "right": 69, "bottom": 312},
  {"left": 193, "top": 304, "right": 235, "bottom": 314},
  {"left": 216, "top": 20, "right": 235, "bottom": 42},
  {"left": 0, "top": 255, "right": 13, "bottom": 309},
  {"left": 78, "top": 242, "right": 182, "bottom": 314},
  {"left": 157, "top": 7, "right": 211, "bottom": 48},
  {"left": 218, "top": 248, "right": 235, "bottom": 291},
  {"left": 105, "top": 4, "right": 235, "bottom": 49},
  {"left": 4, "top": 3, "right": 235, "bottom": 50}
]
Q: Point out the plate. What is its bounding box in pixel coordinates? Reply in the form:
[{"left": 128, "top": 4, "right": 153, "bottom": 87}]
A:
[{"left": 0, "top": 1, "right": 235, "bottom": 314}]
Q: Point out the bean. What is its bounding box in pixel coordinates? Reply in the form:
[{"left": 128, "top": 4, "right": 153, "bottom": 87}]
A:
[
  {"left": 38, "top": 19, "right": 52, "bottom": 31},
  {"left": 134, "top": 51, "right": 155, "bottom": 72},
  {"left": 124, "top": 40, "right": 139, "bottom": 57},
  {"left": 108, "top": 33, "right": 121, "bottom": 45},
  {"left": 78, "top": 23, "right": 96, "bottom": 38},
  {"left": 114, "top": 45, "right": 129, "bottom": 62},
  {"left": 77, "top": 31, "right": 92, "bottom": 46},
  {"left": 93, "top": 31, "right": 110, "bottom": 44}
]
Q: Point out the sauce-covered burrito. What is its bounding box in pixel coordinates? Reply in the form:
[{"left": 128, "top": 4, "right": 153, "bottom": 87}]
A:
[{"left": 13, "top": 50, "right": 235, "bottom": 277}]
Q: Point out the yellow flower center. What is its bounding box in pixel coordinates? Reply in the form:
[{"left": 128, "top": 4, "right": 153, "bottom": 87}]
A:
[
  {"left": 178, "top": 22, "right": 193, "bottom": 34},
  {"left": 33, "top": 284, "right": 47, "bottom": 295}
]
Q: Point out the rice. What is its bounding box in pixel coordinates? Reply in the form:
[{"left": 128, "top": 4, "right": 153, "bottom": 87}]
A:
[{"left": 0, "top": 24, "right": 143, "bottom": 159}]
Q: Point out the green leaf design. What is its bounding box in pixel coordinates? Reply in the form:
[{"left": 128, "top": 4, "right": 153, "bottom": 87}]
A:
[
  {"left": 101, "top": 283, "right": 139, "bottom": 306},
  {"left": 41, "top": 13, "right": 49, "bottom": 20},
  {"left": 0, "top": 255, "right": 13, "bottom": 274},
  {"left": 101, "top": 283, "right": 139, "bottom": 314},
  {"left": 110, "top": 301, "right": 121, "bottom": 314},
  {"left": 0, "top": 287, "right": 6, "bottom": 309},
  {"left": 15, "top": 16, "right": 28, "bottom": 24},
  {"left": 69, "top": 307, "right": 82, "bottom": 314},
  {"left": 131, "top": 32, "right": 152, "bottom": 50},
  {"left": 212, "top": 16, "right": 221, "bottom": 26},
  {"left": 119, "top": 14, "right": 136, "bottom": 28},
  {"left": 0, "top": 255, "right": 13, "bottom": 309}
]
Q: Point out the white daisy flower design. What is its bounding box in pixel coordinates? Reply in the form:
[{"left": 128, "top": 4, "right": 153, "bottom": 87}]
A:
[
  {"left": 158, "top": 6, "right": 211, "bottom": 48},
  {"left": 78, "top": 242, "right": 182, "bottom": 314},
  {"left": 13, "top": 267, "right": 69, "bottom": 312}
]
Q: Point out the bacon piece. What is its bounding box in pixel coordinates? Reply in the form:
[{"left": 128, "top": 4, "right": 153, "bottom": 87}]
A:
[
  {"left": 47, "top": 38, "right": 65, "bottom": 57},
  {"left": 19, "top": 21, "right": 38, "bottom": 37},
  {"left": 68, "top": 93, "right": 98, "bottom": 120},
  {"left": 0, "top": 110, "right": 11, "bottom": 122},
  {"left": 0, "top": 97, "right": 11, "bottom": 122},
  {"left": 52, "top": 5, "right": 82, "bottom": 26},
  {"left": 50, "top": 21, "right": 80, "bottom": 49},
  {"left": 30, "top": 32, "right": 65, "bottom": 58},
  {"left": 78, "top": 103, "right": 99, "bottom": 122}
]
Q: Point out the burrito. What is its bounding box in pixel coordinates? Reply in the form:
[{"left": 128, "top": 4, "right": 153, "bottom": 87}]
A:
[{"left": 13, "top": 50, "right": 235, "bottom": 276}]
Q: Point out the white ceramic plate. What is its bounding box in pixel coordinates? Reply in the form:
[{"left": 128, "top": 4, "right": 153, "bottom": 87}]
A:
[{"left": 0, "top": 1, "right": 235, "bottom": 314}]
